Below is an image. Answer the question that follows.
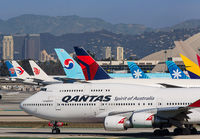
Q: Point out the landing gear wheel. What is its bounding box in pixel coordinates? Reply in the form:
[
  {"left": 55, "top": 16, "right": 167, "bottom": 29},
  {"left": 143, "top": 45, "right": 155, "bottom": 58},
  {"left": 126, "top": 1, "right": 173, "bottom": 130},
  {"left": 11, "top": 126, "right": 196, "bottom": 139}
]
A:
[
  {"left": 182, "top": 128, "right": 191, "bottom": 135},
  {"left": 174, "top": 128, "right": 182, "bottom": 135},
  {"left": 52, "top": 128, "right": 60, "bottom": 134},
  {"left": 174, "top": 128, "right": 191, "bottom": 135},
  {"left": 163, "top": 129, "right": 170, "bottom": 135},
  {"left": 190, "top": 127, "right": 197, "bottom": 134},
  {"left": 154, "top": 129, "right": 160, "bottom": 136},
  {"left": 153, "top": 129, "right": 170, "bottom": 136}
]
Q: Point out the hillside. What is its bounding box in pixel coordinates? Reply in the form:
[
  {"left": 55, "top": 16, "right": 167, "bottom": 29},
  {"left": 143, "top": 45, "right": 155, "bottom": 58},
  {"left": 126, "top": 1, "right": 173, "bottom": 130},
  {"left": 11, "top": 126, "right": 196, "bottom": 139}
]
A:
[
  {"left": 40, "top": 28, "right": 200, "bottom": 60},
  {"left": 0, "top": 14, "right": 151, "bottom": 35},
  {"left": 160, "top": 19, "right": 200, "bottom": 31}
]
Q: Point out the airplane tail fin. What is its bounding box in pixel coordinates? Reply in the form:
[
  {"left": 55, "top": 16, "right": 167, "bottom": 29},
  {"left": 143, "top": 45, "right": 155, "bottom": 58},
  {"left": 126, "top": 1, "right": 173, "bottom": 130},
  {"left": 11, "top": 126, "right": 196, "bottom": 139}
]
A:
[
  {"left": 5, "top": 61, "right": 17, "bottom": 77},
  {"left": 127, "top": 61, "right": 149, "bottom": 79},
  {"left": 180, "top": 54, "right": 200, "bottom": 79},
  {"left": 74, "top": 46, "right": 111, "bottom": 80},
  {"left": 166, "top": 61, "right": 190, "bottom": 79},
  {"left": 11, "top": 61, "right": 30, "bottom": 79},
  {"left": 54, "top": 48, "right": 85, "bottom": 79},
  {"left": 196, "top": 54, "right": 200, "bottom": 67},
  {"left": 29, "top": 60, "right": 49, "bottom": 79}
]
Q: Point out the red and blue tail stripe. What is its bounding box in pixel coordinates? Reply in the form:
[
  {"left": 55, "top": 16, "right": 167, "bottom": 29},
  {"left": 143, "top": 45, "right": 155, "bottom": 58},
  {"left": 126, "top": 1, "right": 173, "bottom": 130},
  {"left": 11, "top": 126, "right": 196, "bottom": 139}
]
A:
[{"left": 74, "top": 47, "right": 111, "bottom": 80}]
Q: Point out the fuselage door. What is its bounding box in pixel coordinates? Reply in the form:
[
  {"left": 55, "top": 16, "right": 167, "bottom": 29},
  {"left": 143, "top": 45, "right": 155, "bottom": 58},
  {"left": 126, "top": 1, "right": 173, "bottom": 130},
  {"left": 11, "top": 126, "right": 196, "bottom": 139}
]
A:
[
  {"left": 156, "top": 98, "right": 163, "bottom": 108},
  {"left": 55, "top": 98, "right": 61, "bottom": 111}
]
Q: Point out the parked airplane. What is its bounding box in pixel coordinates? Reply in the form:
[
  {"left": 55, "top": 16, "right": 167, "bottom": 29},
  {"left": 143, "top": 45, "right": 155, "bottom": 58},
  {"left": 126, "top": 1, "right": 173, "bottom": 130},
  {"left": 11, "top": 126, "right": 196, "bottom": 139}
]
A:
[
  {"left": 180, "top": 54, "right": 200, "bottom": 79},
  {"left": 5, "top": 61, "right": 36, "bottom": 84},
  {"left": 165, "top": 61, "right": 189, "bottom": 79},
  {"left": 74, "top": 47, "right": 200, "bottom": 88},
  {"left": 127, "top": 61, "right": 149, "bottom": 79},
  {"left": 55, "top": 48, "right": 139, "bottom": 79},
  {"left": 5, "top": 61, "right": 17, "bottom": 78},
  {"left": 29, "top": 60, "right": 63, "bottom": 85},
  {"left": 55, "top": 48, "right": 85, "bottom": 79},
  {"left": 12, "top": 61, "right": 32, "bottom": 80},
  {"left": 20, "top": 82, "right": 200, "bottom": 135},
  {"left": 74, "top": 46, "right": 111, "bottom": 80}
]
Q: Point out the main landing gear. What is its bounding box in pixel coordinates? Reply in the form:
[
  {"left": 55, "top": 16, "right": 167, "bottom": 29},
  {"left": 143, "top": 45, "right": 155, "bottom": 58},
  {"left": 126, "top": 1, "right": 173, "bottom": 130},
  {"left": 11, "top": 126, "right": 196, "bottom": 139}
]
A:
[
  {"left": 173, "top": 127, "right": 197, "bottom": 135},
  {"left": 154, "top": 126, "right": 198, "bottom": 136},
  {"left": 153, "top": 129, "right": 170, "bottom": 136}
]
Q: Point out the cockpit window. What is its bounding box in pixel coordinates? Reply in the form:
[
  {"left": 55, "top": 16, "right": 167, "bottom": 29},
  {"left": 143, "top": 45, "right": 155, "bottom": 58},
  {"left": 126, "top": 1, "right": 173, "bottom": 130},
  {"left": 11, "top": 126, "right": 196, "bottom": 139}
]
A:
[{"left": 41, "top": 88, "right": 47, "bottom": 91}]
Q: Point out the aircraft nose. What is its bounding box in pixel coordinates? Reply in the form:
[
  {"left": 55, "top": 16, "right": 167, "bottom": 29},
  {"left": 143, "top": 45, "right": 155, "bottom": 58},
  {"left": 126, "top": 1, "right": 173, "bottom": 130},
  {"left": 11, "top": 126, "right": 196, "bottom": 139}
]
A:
[{"left": 20, "top": 100, "right": 25, "bottom": 110}]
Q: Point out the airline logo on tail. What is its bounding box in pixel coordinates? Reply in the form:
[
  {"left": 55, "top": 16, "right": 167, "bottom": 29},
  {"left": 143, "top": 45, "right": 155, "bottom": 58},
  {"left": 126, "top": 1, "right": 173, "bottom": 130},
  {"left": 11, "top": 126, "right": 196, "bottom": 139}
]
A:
[
  {"left": 171, "top": 69, "right": 182, "bottom": 79},
  {"left": 16, "top": 67, "right": 24, "bottom": 75},
  {"left": 33, "top": 67, "right": 40, "bottom": 75},
  {"left": 74, "top": 47, "right": 111, "bottom": 80},
  {"left": 132, "top": 69, "right": 142, "bottom": 79},
  {"left": 9, "top": 68, "right": 15, "bottom": 74},
  {"left": 166, "top": 61, "right": 189, "bottom": 79},
  {"left": 64, "top": 59, "right": 74, "bottom": 70},
  {"left": 180, "top": 54, "right": 200, "bottom": 79},
  {"left": 127, "top": 61, "right": 149, "bottom": 79}
]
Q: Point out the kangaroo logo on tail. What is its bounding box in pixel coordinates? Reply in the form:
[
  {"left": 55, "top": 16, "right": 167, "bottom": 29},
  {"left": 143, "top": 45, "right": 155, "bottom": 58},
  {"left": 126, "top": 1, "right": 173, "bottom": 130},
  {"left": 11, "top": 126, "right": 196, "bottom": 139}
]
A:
[{"left": 64, "top": 59, "right": 74, "bottom": 70}]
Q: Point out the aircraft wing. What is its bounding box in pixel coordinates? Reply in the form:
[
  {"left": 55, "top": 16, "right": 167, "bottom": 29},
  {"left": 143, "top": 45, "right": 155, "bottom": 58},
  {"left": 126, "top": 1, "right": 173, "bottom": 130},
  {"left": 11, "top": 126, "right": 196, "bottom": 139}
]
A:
[
  {"left": 158, "top": 83, "right": 183, "bottom": 88},
  {"left": 108, "top": 99, "right": 200, "bottom": 127}
]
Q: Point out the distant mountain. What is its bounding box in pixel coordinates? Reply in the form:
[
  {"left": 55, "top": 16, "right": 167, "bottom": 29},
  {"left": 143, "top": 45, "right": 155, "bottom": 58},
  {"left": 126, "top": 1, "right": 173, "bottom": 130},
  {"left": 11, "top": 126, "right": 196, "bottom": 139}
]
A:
[
  {"left": 0, "top": 14, "right": 152, "bottom": 35},
  {"left": 40, "top": 27, "right": 200, "bottom": 60},
  {"left": 160, "top": 19, "right": 200, "bottom": 31}
]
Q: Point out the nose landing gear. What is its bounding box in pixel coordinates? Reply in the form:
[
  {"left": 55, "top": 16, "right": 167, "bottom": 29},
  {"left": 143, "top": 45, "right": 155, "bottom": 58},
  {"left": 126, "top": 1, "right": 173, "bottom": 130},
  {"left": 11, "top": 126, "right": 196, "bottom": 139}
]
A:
[
  {"left": 49, "top": 121, "right": 63, "bottom": 134},
  {"left": 52, "top": 127, "right": 60, "bottom": 134}
]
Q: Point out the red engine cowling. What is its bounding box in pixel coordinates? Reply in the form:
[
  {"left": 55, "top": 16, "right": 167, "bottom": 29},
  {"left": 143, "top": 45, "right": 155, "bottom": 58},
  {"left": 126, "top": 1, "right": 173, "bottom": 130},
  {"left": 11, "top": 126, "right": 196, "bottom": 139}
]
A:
[{"left": 104, "top": 115, "right": 131, "bottom": 131}]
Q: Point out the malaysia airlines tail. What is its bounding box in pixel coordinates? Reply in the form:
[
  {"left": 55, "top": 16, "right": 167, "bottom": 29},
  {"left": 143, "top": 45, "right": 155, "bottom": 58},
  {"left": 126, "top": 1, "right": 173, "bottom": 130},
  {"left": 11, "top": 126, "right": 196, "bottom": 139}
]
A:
[
  {"left": 74, "top": 47, "right": 111, "bottom": 80},
  {"left": 180, "top": 54, "right": 200, "bottom": 79},
  {"left": 29, "top": 60, "right": 49, "bottom": 80},
  {"left": 127, "top": 61, "right": 149, "bottom": 79},
  {"left": 11, "top": 61, "right": 31, "bottom": 79},
  {"left": 5, "top": 61, "right": 17, "bottom": 77},
  {"left": 166, "top": 61, "right": 190, "bottom": 79},
  {"left": 54, "top": 48, "right": 85, "bottom": 79}
]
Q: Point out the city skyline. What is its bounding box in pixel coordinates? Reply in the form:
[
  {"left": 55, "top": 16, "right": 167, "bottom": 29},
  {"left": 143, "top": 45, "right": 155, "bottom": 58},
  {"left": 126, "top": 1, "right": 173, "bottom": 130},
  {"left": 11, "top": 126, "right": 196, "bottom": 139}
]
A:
[{"left": 1, "top": 0, "right": 200, "bottom": 28}]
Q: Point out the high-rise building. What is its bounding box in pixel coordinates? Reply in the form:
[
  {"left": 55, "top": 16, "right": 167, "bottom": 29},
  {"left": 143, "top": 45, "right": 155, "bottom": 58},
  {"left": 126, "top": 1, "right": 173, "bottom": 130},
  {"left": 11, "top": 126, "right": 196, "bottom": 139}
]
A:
[
  {"left": 13, "top": 34, "right": 27, "bottom": 60},
  {"left": 116, "top": 46, "right": 124, "bottom": 61},
  {"left": 40, "top": 49, "right": 56, "bottom": 62},
  {"left": 104, "top": 46, "right": 111, "bottom": 59},
  {"left": 24, "top": 34, "right": 40, "bottom": 60},
  {"left": 2, "top": 36, "right": 14, "bottom": 60}
]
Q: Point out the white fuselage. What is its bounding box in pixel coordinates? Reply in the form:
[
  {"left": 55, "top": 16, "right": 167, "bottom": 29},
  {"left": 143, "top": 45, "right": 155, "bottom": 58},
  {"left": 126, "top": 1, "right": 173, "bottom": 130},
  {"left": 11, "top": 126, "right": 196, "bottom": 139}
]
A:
[
  {"left": 89, "top": 78, "right": 200, "bottom": 88},
  {"left": 21, "top": 83, "right": 200, "bottom": 124}
]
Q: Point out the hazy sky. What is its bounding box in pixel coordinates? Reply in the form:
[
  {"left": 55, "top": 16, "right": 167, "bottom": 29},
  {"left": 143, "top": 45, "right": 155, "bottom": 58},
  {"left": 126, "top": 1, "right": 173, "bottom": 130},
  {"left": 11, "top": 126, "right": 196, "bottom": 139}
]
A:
[{"left": 1, "top": 0, "right": 200, "bottom": 28}]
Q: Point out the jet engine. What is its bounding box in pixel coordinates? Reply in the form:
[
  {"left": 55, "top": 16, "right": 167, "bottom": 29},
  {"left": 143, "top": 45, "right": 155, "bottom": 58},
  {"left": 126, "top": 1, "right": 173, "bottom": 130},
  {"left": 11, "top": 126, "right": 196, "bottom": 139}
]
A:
[
  {"left": 104, "top": 115, "right": 132, "bottom": 131},
  {"left": 131, "top": 112, "right": 170, "bottom": 128}
]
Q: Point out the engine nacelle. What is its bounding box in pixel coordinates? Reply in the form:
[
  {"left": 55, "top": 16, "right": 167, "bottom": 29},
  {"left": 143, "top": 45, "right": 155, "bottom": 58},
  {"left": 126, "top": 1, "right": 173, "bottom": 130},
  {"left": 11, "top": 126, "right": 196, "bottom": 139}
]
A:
[
  {"left": 131, "top": 112, "right": 169, "bottom": 128},
  {"left": 104, "top": 115, "right": 131, "bottom": 131}
]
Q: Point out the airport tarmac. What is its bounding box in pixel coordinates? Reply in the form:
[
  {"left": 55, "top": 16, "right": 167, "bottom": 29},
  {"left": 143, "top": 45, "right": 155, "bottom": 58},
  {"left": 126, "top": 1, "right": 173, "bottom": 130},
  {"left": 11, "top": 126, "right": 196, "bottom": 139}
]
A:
[{"left": 0, "top": 127, "right": 200, "bottom": 138}]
